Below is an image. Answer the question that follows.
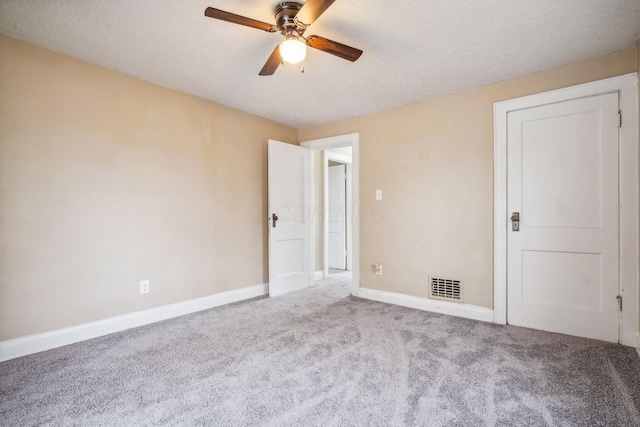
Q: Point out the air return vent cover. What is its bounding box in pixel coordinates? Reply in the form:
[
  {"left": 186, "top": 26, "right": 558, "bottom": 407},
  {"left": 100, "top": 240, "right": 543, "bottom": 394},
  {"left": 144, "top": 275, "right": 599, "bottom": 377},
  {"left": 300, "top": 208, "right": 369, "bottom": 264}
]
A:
[{"left": 429, "top": 276, "right": 463, "bottom": 302}]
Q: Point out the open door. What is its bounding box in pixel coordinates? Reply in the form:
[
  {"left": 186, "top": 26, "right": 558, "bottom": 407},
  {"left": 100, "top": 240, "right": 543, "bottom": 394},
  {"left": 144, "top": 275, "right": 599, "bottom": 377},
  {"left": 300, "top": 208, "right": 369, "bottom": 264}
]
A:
[{"left": 268, "top": 140, "right": 311, "bottom": 297}]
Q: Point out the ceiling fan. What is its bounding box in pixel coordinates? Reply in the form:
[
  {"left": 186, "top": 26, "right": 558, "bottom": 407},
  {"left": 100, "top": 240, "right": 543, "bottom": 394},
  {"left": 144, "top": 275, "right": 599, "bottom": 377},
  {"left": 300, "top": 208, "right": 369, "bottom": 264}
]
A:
[{"left": 204, "top": 0, "right": 363, "bottom": 75}]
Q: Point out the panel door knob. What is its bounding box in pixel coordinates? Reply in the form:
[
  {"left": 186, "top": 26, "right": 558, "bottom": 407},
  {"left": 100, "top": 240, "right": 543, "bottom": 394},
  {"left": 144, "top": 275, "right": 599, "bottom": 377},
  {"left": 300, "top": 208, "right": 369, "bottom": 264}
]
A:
[{"left": 511, "top": 212, "right": 520, "bottom": 232}]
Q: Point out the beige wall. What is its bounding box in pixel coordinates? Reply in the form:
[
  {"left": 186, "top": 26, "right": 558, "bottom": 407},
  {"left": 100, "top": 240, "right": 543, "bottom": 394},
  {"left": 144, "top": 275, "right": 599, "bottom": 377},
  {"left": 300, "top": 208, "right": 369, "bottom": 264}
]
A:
[
  {"left": 0, "top": 35, "right": 297, "bottom": 340},
  {"left": 300, "top": 47, "right": 638, "bottom": 309}
]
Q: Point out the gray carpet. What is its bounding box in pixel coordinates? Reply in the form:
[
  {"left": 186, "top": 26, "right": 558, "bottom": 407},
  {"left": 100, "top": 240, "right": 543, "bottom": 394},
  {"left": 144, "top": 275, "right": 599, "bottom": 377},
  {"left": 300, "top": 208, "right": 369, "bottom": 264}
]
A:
[{"left": 2, "top": 272, "right": 640, "bottom": 426}]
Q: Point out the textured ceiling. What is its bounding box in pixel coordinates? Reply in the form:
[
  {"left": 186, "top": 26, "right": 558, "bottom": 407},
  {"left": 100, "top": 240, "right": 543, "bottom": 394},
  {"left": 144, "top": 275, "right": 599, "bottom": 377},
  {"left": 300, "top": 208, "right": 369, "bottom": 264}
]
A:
[{"left": 1, "top": 0, "right": 639, "bottom": 128}]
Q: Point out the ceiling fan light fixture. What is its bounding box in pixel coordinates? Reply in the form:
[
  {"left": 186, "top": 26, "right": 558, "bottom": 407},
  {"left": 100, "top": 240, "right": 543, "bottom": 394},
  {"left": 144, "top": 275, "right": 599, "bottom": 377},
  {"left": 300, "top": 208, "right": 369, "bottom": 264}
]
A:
[
  {"left": 280, "top": 37, "right": 306, "bottom": 64},
  {"left": 205, "top": 1, "right": 363, "bottom": 76}
]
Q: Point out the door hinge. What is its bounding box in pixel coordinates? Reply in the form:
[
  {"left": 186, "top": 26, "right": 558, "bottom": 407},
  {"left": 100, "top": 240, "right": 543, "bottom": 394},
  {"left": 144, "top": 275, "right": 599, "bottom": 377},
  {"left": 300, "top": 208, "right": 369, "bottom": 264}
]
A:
[
  {"left": 616, "top": 295, "right": 622, "bottom": 311},
  {"left": 617, "top": 110, "right": 622, "bottom": 128}
]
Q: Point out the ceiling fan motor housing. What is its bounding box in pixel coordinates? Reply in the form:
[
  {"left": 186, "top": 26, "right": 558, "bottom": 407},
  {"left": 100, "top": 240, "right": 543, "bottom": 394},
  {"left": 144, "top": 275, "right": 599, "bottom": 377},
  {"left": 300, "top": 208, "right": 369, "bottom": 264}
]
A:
[{"left": 274, "top": 1, "right": 304, "bottom": 33}]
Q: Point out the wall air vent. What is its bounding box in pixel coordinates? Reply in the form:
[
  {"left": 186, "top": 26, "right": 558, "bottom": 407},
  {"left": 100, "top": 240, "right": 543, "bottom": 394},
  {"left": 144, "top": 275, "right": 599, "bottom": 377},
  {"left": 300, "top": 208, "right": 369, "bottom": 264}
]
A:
[{"left": 429, "top": 276, "right": 463, "bottom": 302}]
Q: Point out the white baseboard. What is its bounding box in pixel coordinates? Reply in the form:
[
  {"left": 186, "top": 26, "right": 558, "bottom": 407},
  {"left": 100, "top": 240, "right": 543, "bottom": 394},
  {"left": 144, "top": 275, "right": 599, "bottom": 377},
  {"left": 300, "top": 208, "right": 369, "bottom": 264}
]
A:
[
  {"left": 357, "top": 287, "right": 494, "bottom": 323},
  {"left": 314, "top": 270, "right": 324, "bottom": 281},
  {"left": 636, "top": 332, "right": 640, "bottom": 358},
  {"left": 0, "top": 283, "right": 268, "bottom": 362}
]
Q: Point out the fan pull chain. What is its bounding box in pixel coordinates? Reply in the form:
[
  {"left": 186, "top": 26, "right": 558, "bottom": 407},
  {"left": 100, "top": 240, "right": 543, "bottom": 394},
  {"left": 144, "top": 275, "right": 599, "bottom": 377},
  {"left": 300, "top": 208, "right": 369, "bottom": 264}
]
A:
[{"left": 301, "top": 62, "right": 304, "bottom": 73}]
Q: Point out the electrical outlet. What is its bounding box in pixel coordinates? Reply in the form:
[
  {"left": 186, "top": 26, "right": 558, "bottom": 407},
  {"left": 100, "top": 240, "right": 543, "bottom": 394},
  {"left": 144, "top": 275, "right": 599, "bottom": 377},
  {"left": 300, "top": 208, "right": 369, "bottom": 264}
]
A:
[
  {"left": 374, "top": 264, "right": 383, "bottom": 276},
  {"left": 140, "top": 280, "right": 150, "bottom": 294}
]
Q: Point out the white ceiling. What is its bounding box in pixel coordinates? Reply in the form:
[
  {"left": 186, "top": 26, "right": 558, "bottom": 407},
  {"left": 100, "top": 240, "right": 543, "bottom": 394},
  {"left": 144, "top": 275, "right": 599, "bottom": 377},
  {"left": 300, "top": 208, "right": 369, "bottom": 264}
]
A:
[{"left": 1, "top": 0, "right": 639, "bottom": 128}]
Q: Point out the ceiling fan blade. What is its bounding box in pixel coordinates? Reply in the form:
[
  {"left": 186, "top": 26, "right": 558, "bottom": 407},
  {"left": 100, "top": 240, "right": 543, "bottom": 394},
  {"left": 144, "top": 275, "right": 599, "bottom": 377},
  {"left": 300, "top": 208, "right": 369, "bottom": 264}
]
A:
[
  {"left": 204, "top": 7, "right": 277, "bottom": 32},
  {"left": 306, "top": 36, "right": 363, "bottom": 62},
  {"left": 295, "top": 0, "right": 336, "bottom": 25},
  {"left": 259, "top": 46, "right": 282, "bottom": 76}
]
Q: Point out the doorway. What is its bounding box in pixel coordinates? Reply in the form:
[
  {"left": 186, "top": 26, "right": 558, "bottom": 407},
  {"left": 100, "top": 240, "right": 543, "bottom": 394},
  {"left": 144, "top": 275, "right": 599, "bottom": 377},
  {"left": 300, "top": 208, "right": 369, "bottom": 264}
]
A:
[
  {"left": 493, "top": 73, "right": 638, "bottom": 346},
  {"left": 300, "top": 133, "right": 360, "bottom": 296}
]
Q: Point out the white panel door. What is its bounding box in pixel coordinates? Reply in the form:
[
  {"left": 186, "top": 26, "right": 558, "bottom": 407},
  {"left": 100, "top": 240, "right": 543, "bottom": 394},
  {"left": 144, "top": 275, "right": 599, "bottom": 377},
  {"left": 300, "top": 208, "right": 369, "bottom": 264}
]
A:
[
  {"left": 328, "top": 164, "right": 346, "bottom": 269},
  {"left": 268, "top": 140, "right": 311, "bottom": 297},
  {"left": 507, "top": 92, "right": 619, "bottom": 343}
]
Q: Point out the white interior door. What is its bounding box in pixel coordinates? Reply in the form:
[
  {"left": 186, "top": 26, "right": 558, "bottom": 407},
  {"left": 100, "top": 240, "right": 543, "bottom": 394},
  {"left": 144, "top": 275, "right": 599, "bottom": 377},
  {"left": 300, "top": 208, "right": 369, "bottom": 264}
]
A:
[
  {"left": 328, "top": 164, "right": 346, "bottom": 270},
  {"left": 268, "top": 140, "right": 311, "bottom": 297},
  {"left": 507, "top": 92, "right": 619, "bottom": 343}
]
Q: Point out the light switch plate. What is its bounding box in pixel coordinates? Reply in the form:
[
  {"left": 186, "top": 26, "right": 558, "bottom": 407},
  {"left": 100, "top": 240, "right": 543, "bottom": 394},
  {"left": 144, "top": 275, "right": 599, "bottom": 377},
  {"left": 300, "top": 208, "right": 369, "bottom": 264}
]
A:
[
  {"left": 140, "top": 280, "right": 150, "bottom": 294},
  {"left": 376, "top": 189, "right": 382, "bottom": 201}
]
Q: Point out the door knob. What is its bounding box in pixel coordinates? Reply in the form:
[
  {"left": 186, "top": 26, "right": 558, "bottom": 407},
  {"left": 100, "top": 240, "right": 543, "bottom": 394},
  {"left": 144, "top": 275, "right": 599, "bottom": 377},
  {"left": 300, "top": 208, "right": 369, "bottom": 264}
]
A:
[
  {"left": 511, "top": 212, "right": 520, "bottom": 231},
  {"left": 272, "top": 213, "right": 278, "bottom": 228}
]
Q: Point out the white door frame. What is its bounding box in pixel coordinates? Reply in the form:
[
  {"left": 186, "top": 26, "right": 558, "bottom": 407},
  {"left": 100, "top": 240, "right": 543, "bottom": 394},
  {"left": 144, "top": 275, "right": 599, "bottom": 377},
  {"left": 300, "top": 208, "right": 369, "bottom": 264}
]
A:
[
  {"left": 301, "top": 133, "right": 360, "bottom": 297},
  {"left": 324, "top": 151, "right": 352, "bottom": 276},
  {"left": 493, "top": 73, "right": 638, "bottom": 346}
]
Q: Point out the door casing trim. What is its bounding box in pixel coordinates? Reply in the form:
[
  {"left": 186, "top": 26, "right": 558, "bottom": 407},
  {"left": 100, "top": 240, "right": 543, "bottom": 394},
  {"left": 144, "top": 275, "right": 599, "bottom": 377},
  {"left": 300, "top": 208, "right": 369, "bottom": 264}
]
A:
[{"left": 493, "top": 73, "right": 638, "bottom": 346}]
